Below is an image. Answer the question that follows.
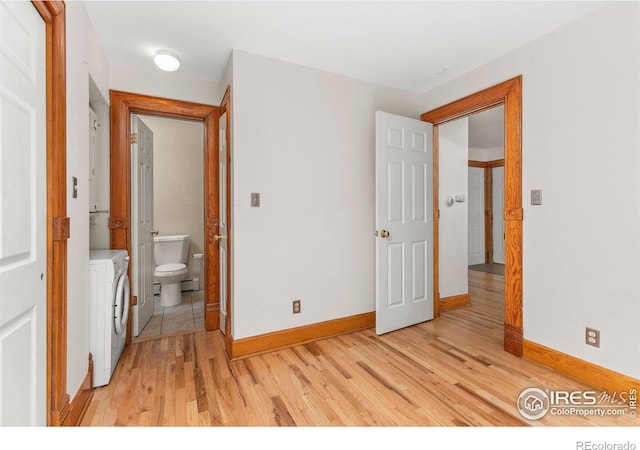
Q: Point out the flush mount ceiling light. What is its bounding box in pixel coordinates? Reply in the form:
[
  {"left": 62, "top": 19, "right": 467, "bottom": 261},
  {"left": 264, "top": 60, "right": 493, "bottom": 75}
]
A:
[{"left": 154, "top": 50, "right": 180, "bottom": 72}]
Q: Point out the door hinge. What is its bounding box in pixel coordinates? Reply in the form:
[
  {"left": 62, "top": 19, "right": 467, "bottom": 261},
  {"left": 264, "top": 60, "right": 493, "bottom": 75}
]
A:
[
  {"left": 130, "top": 133, "right": 138, "bottom": 144},
  {"left": 131, "top": 295, "right": 138, "bottom": 306}
]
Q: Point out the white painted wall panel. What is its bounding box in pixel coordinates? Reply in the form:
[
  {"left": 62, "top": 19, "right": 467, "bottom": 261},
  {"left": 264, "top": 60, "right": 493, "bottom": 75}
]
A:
[
  {"left": 438, "top": 118, "right": 469, "bottom": 298},
  {"left": 65, "top": 1, "right": 110, "bottom": 397},
  {"left": 231, "top": 50, "right": 421, "bottom": 339}
]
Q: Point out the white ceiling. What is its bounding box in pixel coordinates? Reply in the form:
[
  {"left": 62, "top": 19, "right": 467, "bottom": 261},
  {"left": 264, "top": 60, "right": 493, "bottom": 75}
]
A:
[{"left": 84, "top": 1, "right": 605, "bottom": 93}]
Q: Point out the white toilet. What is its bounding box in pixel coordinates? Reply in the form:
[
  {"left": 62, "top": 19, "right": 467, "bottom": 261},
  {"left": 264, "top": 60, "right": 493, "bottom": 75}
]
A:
[{"left": 153, "top": 234, "right": 189, "bottom": 307}]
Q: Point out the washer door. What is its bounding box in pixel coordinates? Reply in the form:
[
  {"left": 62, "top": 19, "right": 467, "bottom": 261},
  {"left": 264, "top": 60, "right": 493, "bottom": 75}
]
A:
[{"left": 114, "top": 272, "right": 130, "bottom": 336}]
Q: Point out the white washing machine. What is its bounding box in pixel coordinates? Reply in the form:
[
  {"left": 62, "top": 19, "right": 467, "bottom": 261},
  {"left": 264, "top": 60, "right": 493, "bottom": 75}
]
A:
[{"left": 89, "top": 250, "right": 130, "bottom": 387}]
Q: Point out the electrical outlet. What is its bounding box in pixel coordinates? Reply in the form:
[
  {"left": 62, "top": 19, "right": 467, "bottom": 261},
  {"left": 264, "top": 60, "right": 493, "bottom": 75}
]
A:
[
  {"left": 292, "top": 300, "right": 301, "bottom": 314},
  {"left": 585, "top": 327, "right": 600, "bottom": 348}
]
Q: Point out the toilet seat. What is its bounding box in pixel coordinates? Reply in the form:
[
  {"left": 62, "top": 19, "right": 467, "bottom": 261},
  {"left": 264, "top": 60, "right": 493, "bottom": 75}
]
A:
[{"left": 154, "top": 263, "right": 187, "bottom": 277}]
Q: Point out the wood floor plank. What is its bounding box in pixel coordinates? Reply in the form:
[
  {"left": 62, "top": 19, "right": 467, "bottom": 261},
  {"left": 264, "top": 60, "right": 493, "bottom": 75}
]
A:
[{"left": 81, "top": 270, "right": 638, "bottom": 427}]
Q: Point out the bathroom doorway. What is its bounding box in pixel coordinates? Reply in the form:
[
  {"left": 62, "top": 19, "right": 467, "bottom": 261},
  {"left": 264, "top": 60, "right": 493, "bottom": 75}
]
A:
[
  {"left": 132, "top": 114, "right": 205, "bottom": 340},
  {"left": 109, "top": 91, "right": 221, "bottom": 347}
]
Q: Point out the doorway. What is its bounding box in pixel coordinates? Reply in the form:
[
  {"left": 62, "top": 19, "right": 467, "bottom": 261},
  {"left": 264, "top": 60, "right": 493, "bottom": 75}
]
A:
[
  {"left": 109, "top": 91, "right": 223, "bottom": 345},
  {"left": 421, "top": 76, "right": 523, "bottom": 357},
  {"left": 468, "top": 105, "right": 505, "bottom": 273},
  {"left": 131, "top": 115, "right": 205, "bottom": 340}
]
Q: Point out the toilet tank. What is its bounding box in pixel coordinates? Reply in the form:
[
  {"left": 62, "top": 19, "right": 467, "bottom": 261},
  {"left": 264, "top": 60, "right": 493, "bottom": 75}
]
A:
[{"left": 153, "top": 234, "right": 189, "bottom": 265}]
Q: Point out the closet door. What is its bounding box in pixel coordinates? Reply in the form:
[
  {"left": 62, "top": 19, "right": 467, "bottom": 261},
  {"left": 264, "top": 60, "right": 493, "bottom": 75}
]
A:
[{"left": 0, "top": 0, "right": 47, "bottom": 426}]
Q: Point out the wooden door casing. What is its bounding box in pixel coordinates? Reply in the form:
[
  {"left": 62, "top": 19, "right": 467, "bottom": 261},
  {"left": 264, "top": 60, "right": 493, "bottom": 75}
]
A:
[
  {"left": 109, "top": 91, "right": 220, "bottom": 341},
  {"left": 421, "top": 76, "right": 523, "bottom": 357}
]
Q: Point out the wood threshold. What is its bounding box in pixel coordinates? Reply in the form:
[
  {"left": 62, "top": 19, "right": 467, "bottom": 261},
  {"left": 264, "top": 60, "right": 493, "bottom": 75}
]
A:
[
  {"left": 440, "top": 293, "right": 471, "bottom": 311},
  {"left": 231, "top": 312, "right": 376, "bottom": 359},
  {"left": 524, "top": 340, "right": 640, "bottom": 395}
]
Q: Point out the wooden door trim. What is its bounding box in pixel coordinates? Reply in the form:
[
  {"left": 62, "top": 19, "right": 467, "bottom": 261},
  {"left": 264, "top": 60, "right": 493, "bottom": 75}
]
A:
[
  {"left": 32, "top": 0, "right": 69, "bottom": 426},
  {"left": 421, "top": 76, "right": 523, "bottom": 357},
  {"left": 109, "top": 91, "right": 220, "bottom": 341},
  {"left": 484, "top": 166, "right": 493, "bottom": 263},
  {"left": 218, "top": 86, "right": 233, "bottom": 356}
]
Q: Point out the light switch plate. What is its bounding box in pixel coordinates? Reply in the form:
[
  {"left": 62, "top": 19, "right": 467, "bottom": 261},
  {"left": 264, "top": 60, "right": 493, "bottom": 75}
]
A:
[
  {"left": 531, "top": 189, "right": 542, "bottom": 205},
  {"left": 251, "top": 192, "right": 260, "bottom": 207}
]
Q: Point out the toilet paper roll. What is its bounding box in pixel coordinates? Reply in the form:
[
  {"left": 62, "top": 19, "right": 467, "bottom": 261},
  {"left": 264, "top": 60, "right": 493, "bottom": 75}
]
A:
[{"left": 192, "top": 253, "right": 203, "bottom": 276}]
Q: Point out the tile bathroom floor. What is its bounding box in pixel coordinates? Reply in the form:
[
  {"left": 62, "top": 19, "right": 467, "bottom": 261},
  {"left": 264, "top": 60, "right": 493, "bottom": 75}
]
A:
[{"left": 136, "top": 289, "right": 204, "bottom": 340}]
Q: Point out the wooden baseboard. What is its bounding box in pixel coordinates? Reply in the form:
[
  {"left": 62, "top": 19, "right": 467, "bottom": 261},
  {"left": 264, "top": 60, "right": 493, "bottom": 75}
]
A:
[
  {"left": 231, "top": 312, "right": 376, "bottom": 359},
  {"left": 523, "top": 340, "right": 640, "bottom": 394},
  {"left": 439, "top": 293, "right": 470, "bottom": 311},
  {"left": 63, "top": 354, "right": 94, "bottom": 426}
]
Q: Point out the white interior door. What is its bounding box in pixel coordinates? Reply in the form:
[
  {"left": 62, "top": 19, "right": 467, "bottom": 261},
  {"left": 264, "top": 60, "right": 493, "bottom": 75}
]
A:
[
  {"left": 218, "top": 111, "right": 228, "bottom": 334},
  {"left": 132, "top": 115, "right": 154, "bottom": 336},
  {"left": 492, "top": 166, "right": 505, "bottom": 264},
  {"left": 375, "top": 111, "right": 433, "bottom": 335},
  {"left": 0, "top": 1, "right": 46, "bottom": 425},
  {"left": 468, "top": 167, "right": 485, "bottom": 265}
]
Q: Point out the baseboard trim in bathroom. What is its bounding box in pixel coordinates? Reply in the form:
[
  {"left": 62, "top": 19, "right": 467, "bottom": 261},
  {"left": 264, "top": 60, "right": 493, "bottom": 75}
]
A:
[
  {"left": 230, "top": 312, "right": 376, "bottom": 360},
  {"left": 154, "top": 278, "right": 200, "bottom": 296}
]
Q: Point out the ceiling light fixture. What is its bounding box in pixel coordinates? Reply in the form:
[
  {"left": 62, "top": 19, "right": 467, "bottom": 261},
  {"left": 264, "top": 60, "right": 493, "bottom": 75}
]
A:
[{"left": 154, "top": 50, "right": 180, "bottom": 72}]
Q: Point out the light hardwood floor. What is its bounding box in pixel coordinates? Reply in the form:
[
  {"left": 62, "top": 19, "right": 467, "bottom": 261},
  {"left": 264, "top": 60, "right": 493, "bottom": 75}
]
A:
[{"left": 81, "top": 270, "right": 637, "bottom": 426}]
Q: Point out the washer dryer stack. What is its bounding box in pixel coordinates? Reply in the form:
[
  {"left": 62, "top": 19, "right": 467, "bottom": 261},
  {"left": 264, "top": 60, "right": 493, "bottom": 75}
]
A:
[{"left": 89, "top": 250, "right": 130, "bottom": 387}]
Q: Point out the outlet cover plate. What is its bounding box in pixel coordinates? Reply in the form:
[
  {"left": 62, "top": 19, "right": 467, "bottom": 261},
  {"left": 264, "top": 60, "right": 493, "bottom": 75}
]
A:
[{"left": 585, "top": 327, "right": 600, "bottom": 348}]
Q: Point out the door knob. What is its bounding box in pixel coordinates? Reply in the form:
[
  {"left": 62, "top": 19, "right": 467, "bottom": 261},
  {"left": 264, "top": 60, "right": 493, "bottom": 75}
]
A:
[
  {"left": 151, "top": 230, "right": 159, "bottom": 235},
  {"left": 214, "top": 234, "right": 224, "bottom": 241},
  {"left": 380, "top": 230, "right": 390, "bottom": 238}
]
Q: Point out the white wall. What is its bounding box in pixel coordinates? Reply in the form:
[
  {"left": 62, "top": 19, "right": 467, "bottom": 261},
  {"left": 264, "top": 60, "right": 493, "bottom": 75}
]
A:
[
  {"left": 468, "top": 145, "right": 504, "bottom": 162},
  {"left": 141, "top": 116, "right": 204, "bottom": 279},
  {"left": 420, "top": 3, "right": 640, "bottom": 379},
  {"left": 231, "top": 50, "right": 422, "bottom": 339},
  {"left": 88, "top": 77, "right": 110, "bottom": 250},
  {"left": 110, "top": 62, "right": 221, "bottom": 106},
  {"left": 65, "top": 1, "right": 110, "bottom": 395},
  {"left": 438, "top": 118, "right": 469, "bottom": 298}
]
